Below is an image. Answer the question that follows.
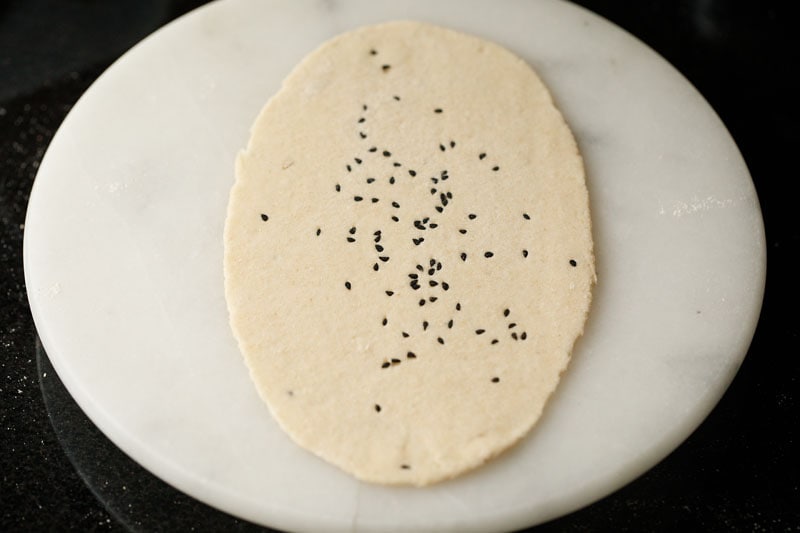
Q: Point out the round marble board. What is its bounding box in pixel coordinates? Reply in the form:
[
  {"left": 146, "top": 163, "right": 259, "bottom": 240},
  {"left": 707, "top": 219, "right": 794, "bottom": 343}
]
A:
[{"left": 23, "top": 0, "right": 765, "bottom": 531}]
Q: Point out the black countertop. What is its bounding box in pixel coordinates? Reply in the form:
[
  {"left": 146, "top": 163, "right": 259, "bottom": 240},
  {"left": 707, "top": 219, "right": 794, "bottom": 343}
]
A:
[{"left": 1, "top": 1, "right": 797, "bottom": 531}]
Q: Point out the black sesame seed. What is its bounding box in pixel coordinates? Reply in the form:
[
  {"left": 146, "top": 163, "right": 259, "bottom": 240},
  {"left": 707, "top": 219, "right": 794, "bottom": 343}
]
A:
[
  {"left": 408, "top": 170, "right": 417, "bottom": 177},
  {"left": 434, "top": 108, "right": 443, "bottom": 113},
  {"left": 316, "top": 228, "right": 321, "bottom": 236},
  {"left": 392, "top": 201, "right": 400, "bottom": 208},
  {"left": 468, "top": 213, "right": 477, "bottom": 220},
  {"left": 359, "top": 132, "right": 367, "bottom": 139},
  {"left": 484, "top": 251, "right": 494, "bottom": 258},
  {"left": 401, "top": 464, "right": 411, "bottom": 470},
  {"left": 354, "top": 196, "right": 363, "bottom": 202},
  {"left": 391, "top": 358, "right": 401, "bottom": 364},
  {"left": 393, "top": 95, "right": 401, "bottom": 101},
  {"left": 382, "top": 317, "right": 388, "bottom": 326},
  {"left": 359, "top": 118, "right": 366, "bottom": 123},
  {"left": 368, "top": 147, "right": 377, "bottom": 152},
  {"left": 437, "top": 337, "right": 445, "bottom": 344},
  {"left": 447, "top": 319, "right": 453, "bottom": 329},
  {"left": 260, "top": 214, "right": 269, "bottom": 221},
  {"left": 363, "top": 104, "right": 368, "bottom": 111},
  {"left": 570, "top": 259, "right": 578, "bottom": 267},
  {"left": 491, "top": 377, "right": 500, "bottom": 383},
  {"left": 335, "top": 184, "right": 341, "bottom": 192},
  {"left": 440, "top": 193, "right": 448, "bottom": 206},
  {"left": 508, "top": 323, "right": 517, "bottom": 329},
  {"left": 346, "top": 164, "right": 352, "bottom": 172},
  {"left": 393, "top": 162, "right": 401, "bottom": 167},
  {"left": 504, "top": 309, "right": 510, "bottom": 317},
  {"left": 475, "top": 329, "right": 485, "bottom": 335},
  {"left": 523, "top": 249, "right": 529, "bottom": 258},
  {"left": 492, "top": 166, "right": 499, "bottom": 171},
  {"left": 375, "top": 404, "right": 381, "bottom": 412},
  {"left": 479, "top": 153, "right": 486, "bottom": 160},
  {"left": 407, "top": 351, "right": 416, "bottom": 359},
  {"left": 491, "top": 339, "right": 499, "bottom": 345},
  {"left": 383, "top": 150, "right": 391, "bottom": 157},
  {"left": 382, "top": 64, "right": 391, "bottom": 71},
  {"left": 382, "top": 361, "right": 390, "bottom": 368},
  {"left": 370, "top": 49, "right": 377, "bottom": 55},
  {"left": 450, "top": 141, "right": 455, "bottom": 148},
  {"left": 523, "top": 213, "right": 531, "bottom": 220},
  {"left": 391, "top": 216, "right": 399, "bottom": 222},
  {"left": 345, "top": 281, "right": 351, "bottom": 290},
  {"left": 386, "top": 291, "right": 394, "bottom": 296}
]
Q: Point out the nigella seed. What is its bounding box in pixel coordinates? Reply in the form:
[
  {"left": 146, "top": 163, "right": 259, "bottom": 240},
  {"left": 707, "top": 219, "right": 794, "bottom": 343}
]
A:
[
  {"left": 511, "top": 332, "right": 518, "bottom": 340},
  {"left": 570, "top": 259, "right": 578, "bottom": 267},
  {"left": 423, "top": 321, "right": 429, "bottom": 330},
  {"left": 450, "top": 141, "right": 456, "bottom": 148},
  {"left": 491, "top": 377, "right": 500, "bottom": 383},
  {"left": 347, "top": 237, "right": 356, "bottom": 243},
  {"left": 393, "top": 162, "right": 401, "bottom": 167},
  {"left": 429, "top": 223, "right": 438, "bottom": 229},
  {"left": 437, "top": 337, "right": 445, "bottom": 344},
  {"left": 475, "top": 329, "right": 486, "bottom": 335},
  {"left": 346, "top": 164, "right": 352, "bottom": 172},
  {"left": 354, "top": 196, "right": 363, "bottom": 202},
  {"left": 416, "top": 264, "right": 424, "bottom": 272},
  {"left": 442, "top": 282, "right": 450, "bottom": 291},
  {"left": 358, "top": 118, "right": 366, "bottom": 123},
  {"left": 368, "top": 146, "right": 377, "bottom": 152},
  {"left": 393, "top": 95, "right": 401, "bottom": 101},
  {"left": 436, "top": 262, "right": 442, "bottom": 270},
  {"left": 335, "top": 184, "right": 341, "bottom": 192},
  {"left": 382, "top": 317, "right": 388, "bottom": 326},
  {"left": 431, "top": 188, "right": 437, "bottom": 195},
  {"left": 479, "top": 153, "right": 487, "bottom": 160},
  {"left": 407, "top": 351, "right": 416, "bottom": 359},
  {"left": 381, "top": 361, "right": 390, "bottom": 368},
  {"left": 440, "top": 193, "right": 448, "bottom": 206},
  {"left": 376, "top": 244, "right": 384, "bottom": 252},
  {"left": 359, "top": 132, "right": 367, "bottom": 139},
  {"left": 427, "top": 268, "right": 435, "bottom": 276},
  {"left": 408, "top": 170, "right": 417, "bottom": 177},
  {"left": 521, "top": 332, "right": 527, "bottom": 340},
  {"left": 389, "top": 176, "right": 395, "bottom": 184},
  {"left": 491, "top": 339, "right": 499, "bottom": 345},
  {"left": 383, "top": 150, "right": 391, "bottom": 157},
  {"left": 392, "top": 201, "right": 400, "bottom": 208},
  {"left": 316, "top": 228, "right": 321, "bottom": 236},
  {"left": 447, "top": 319, "right": 453, "bottom": 328},
  {"left": 413, "top": 237, "right": 424, "bottom": 245},
  {"left": 440, "top": 144, "right": 446, "bottom": 152},
  {"left": 349, "top": 227, "right": 357, "bottom": 235},
  {"left": 345, "top": 281, "right": 352, "bottom": 290},
  {"left": 446, "top": 192, "right": 453, "bottom": 199},
  {"left": 508, "top": 323, "right": 517, "bottom": 329},
  {"left": 386, "top": 291, "right": 394, "bottom": 296},
  {"left": 401, "top": 464, "right": 411, "bottom": 470},
  {"left": 468, "top": 213, "right": 477, "bottom": 220},
  {"left": 391, "top": 216, "right": 399, "bottom": 222},
  {"left": 373, "top": 263, "right": 379, "bottom": 271},
  {"left": 523, "top": 249, "right": 529, "bottom": 258},
  {"left": 260, "top": 214, "right": 269, "bottom": 221},
  {"left": 429, "top": 280, "right": 438, "bottom": 287},
  {"left": 434, "top": 108, "right": 443, "bottom": 113},
  {"left": 419, "top": 299, "right": 426, "bottom": 306},
  {"left": 402, "top": 331, "right": 410, "bottom": 338},
  {"left": 484, "top": 251, "right": 494, "bottom": 258},
  {"left": 429, "top": 296, "right": 438, "bottom": 302},
  {"left": 382, "top": 64, "right": 391, "bottom": 71},
  {"left": 461, "top": 253, "right": 467, "bottom": 261},
  {"left": 371, "top": 198, "right": 379, "bottom": 203},
  {"left": 523, "top": 213, "right": 531, "bottom": 220},
  {"left": 355, "top": 158, "right": 362, "bottom": 164},
  {"left": 363, "top": 104, "right": 368, "bottom": 111},
  {"left": 370, "top": 49, "right": 377, "bottom": 55},
  {"left": 456, "top": 302, "right": 462, "bottom": 311},
  {"left": 504, "top": 309, "right": 510, "bottom": 317},
  {"left": 375, "top": 404, "right": 381, "bottom": 412},
  {"left": 459, "top": 229, "right": 467, "bottom": 234},
  {"left": 409, "top": 273, "right": 418, "bottom": 279},
  {"left": 492, "top": 166, "right": 499, "bottom": 171},
  {"left": 391, "top": 358, "right": 401, "bottom": 364},
  {"left": 435, "top": 206, "right": 443, "bottom": 213},
  {"left": 379, "top": 256, "right": 389, "bottom": 262}
]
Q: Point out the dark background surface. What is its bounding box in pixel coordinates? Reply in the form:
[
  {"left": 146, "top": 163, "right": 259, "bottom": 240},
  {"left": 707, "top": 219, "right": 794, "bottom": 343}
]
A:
[{"left": 1, "top": 1, "right": 798, "bottom": 531}]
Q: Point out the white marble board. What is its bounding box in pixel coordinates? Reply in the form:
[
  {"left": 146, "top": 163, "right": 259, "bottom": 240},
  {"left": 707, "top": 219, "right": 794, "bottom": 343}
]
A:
[{"left": 23, "top": 0, "right": 766, "bottom": 531}]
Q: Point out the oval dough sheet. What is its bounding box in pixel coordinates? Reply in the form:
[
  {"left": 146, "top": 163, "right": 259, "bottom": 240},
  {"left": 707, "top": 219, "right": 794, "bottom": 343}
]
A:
[{"left": 224, "top": 21, "right": 595, "bottom": 486}]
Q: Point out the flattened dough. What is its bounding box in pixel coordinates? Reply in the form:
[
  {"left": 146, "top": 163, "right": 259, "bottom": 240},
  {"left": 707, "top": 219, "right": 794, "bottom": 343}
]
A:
[{"left": 224, "top": 21, "right": 595, "bottom": 486}]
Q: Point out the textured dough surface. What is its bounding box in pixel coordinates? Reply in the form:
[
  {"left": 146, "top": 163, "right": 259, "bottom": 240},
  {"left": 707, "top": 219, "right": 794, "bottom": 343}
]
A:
[{"left": 224, "top": 21, "right": 595, "bottom": 486}]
